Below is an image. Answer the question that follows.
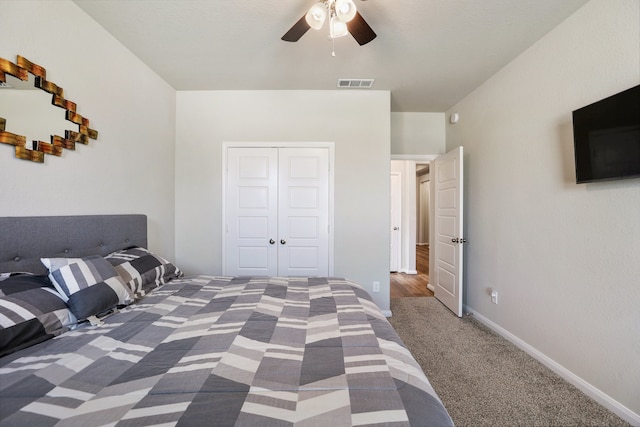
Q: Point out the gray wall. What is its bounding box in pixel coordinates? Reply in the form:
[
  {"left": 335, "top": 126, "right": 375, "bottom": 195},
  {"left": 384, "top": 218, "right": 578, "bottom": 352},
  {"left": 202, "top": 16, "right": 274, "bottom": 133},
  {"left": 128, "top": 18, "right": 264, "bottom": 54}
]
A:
[
  {"left": 175, "top": 90, "right": 392, "bottom": 311},
  {"left": 391, "top": 112, "right": 446, "bottom": 155},
  {"left": 0, "top": 1, "right": 177, "bottom": 261},
  {"left": 446, "top": 0, "right": 640, "bottom": 420}
]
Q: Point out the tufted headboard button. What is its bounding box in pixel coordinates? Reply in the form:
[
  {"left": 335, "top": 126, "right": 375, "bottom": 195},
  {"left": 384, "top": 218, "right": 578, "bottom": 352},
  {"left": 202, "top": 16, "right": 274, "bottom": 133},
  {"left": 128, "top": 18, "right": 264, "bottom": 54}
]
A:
[
  {"left": 64, "top": 249, "right": 69, "bottom": 254},
  {"left": 14, "top": 256, "right": 20, "bottom": 262}
]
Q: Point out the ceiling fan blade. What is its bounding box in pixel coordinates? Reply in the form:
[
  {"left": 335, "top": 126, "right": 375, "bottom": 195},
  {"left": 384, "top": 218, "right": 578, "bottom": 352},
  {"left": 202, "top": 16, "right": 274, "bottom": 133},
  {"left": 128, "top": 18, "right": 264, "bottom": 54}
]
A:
[
  {"left": 348, "top": 11, "right": 377, "bottom": 46},
  {"left": 282, "top": 15, "right": 311, "bottom": 42}
]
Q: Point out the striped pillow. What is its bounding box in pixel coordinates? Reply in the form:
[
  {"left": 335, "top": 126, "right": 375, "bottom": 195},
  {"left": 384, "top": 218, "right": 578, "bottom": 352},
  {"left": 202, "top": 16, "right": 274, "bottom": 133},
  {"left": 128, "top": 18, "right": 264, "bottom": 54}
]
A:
[
  {"left": 41, "top": 256, "right": 133, "bottom": 321},
  {"left": 0, "top": 274, "right": 76, "bottom": 356},
  {"left": 105, "top": 247, "right": 182, "bottom": 298}
]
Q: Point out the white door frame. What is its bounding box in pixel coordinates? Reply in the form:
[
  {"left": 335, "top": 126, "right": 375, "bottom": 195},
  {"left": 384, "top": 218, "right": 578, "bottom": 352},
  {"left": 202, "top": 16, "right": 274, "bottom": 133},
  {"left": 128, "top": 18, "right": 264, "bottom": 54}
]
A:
[{"left": 222, "top": 142, "right": 335, "bottom": 276}]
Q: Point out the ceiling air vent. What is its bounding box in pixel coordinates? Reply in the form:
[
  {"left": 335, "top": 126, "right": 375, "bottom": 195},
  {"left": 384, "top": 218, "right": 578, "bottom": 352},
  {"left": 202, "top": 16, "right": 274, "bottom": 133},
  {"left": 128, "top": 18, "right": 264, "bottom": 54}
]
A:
[{"left": 337, "top": 79, "right": 374, "bottom": 89}]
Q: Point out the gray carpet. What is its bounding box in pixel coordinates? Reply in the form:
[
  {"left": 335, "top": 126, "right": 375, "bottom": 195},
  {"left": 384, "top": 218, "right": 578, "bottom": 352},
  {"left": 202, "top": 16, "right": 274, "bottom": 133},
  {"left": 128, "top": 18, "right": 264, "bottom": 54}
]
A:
[{"left": 388, "top": 297, "right": 629, "bottom": 427}]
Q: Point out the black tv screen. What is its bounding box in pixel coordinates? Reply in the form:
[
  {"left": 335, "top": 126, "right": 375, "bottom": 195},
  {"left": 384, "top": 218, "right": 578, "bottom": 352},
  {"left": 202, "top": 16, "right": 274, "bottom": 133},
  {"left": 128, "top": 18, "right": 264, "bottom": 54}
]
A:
[{"left": 572, "top": 84, "right": 640, "bottom": 183}]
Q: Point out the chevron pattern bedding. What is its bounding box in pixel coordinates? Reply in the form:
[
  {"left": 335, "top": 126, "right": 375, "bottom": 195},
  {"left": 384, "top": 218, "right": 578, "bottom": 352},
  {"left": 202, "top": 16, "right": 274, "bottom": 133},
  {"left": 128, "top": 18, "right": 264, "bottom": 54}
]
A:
[{"left": 0, "top": 276, "right": 453, "bottom": 426}]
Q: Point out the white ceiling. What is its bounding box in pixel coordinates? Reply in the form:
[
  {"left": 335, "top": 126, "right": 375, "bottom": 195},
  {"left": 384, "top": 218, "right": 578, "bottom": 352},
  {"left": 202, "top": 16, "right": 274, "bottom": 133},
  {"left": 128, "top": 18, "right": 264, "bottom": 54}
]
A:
[{"left": 73, "top": 0, "right": 589, "bottom": 112}]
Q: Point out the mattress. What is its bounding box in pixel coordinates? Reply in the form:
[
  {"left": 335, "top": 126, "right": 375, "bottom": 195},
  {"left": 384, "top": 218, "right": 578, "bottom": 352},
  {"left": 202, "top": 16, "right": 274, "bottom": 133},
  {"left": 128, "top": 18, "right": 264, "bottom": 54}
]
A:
[{"left": 0, "top": 276, "right": 453, "bottom": 426}]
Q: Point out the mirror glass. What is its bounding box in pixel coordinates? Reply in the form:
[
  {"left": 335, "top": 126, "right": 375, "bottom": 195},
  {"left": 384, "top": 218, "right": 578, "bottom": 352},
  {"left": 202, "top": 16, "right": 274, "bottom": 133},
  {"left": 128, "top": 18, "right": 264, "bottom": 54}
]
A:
[{"left": 0, "top": 73, "right": 68, "bottom": 146}]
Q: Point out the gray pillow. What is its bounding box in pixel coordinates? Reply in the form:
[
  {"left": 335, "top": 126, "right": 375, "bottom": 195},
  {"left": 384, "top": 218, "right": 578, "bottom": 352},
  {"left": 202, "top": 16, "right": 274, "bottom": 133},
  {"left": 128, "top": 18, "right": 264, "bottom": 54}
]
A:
[{"left": 0, "top": 274, "right": 77, "bottom": 356}]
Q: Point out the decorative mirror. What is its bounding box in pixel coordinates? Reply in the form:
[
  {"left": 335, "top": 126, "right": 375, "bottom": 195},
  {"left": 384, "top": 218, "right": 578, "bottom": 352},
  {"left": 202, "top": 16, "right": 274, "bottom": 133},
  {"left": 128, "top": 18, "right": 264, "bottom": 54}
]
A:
[{"left": 0, "top": 55, "right": 98, "bottom": 163}]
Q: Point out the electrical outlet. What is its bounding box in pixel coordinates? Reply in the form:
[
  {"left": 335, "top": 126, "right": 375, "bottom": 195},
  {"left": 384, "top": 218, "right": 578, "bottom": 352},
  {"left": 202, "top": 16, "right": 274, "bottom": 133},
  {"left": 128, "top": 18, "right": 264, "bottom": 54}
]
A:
[
  {"left": 372, "top": 281, "right": 380, "bottom": 292},
  {"left": 491, "top": 289, "right": 498, "bottom": 304}
]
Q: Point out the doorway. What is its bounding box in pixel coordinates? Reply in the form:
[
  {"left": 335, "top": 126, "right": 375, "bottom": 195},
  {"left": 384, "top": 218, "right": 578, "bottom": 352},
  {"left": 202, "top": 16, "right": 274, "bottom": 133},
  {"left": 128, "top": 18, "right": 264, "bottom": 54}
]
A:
[
  {"left": 390, "top": 149, "right": 465, "bottom": 316},
  {"left": 390, "top": 156, "right": 436, "bottom": 298}
]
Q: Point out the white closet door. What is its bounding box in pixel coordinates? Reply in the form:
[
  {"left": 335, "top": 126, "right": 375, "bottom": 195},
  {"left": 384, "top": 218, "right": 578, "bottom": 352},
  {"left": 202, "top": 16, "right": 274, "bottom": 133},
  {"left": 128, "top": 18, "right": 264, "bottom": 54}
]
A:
[
  {"left": 225, "top": 147, "right": 278, "bottom": 276},
  {"left": 278, "top": 147, "right": 329, "bottom": 276},
  {"left": 225, "top": 146, "right": 330, "bottom": 277}
]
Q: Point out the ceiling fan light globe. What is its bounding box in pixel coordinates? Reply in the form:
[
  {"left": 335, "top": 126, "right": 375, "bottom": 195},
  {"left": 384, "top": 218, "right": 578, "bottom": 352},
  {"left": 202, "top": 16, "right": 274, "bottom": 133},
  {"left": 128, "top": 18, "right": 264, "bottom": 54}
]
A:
[
  {"left": 335, "top": 0, "right": 357, "bottom": 22},
  {"left": 330, "top": 16, "right": 349, "bottom": 38},
  {"left": 305, "top": 3, "right": 327, "bottom": 30}
]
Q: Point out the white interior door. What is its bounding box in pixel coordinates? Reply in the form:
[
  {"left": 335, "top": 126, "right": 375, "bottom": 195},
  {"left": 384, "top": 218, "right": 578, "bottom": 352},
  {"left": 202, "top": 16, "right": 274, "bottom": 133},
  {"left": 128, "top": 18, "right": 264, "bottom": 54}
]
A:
[
  {"left": 390, "top": 172, "right": 401, "bottom": 272},
  {"left": 419, "top": 177, "right": 430, "bottom": 245},
  {"left": 225, "top": 147, "right": 278, "bottom": 276},
  {"left": 225, "top": 146, "right": 330, "bottom": 277},
  {"left": 278, "top": 148, "right": 329, "bottom": 276},
  {"left": 433, "top": 146, "right": 464, "bottom": 317}
]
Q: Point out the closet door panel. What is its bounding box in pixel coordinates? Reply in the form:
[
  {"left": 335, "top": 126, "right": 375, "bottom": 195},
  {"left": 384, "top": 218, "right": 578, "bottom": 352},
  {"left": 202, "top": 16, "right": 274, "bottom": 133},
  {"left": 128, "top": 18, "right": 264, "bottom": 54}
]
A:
[
  {"left": 225, "top": 147, "right": 278, "bottom": 276},
  {"left": 278, "top": 148, "right": 329, "bottom": 276}
]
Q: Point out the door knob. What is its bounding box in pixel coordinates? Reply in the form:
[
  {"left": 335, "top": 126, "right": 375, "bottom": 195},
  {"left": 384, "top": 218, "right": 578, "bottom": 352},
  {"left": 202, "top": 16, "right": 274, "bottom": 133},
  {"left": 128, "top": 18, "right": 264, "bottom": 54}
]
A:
[
  {"left": 280, "top": 239, "right": 287, "bottom": 245},
  {"left": 393, "top": 227, "right": 399, "bottom": 230},
  {"left": 269, "top": 239, "right": 275, "bottom": 244},
  {"left": 452, "top": 238, "right": 459, "bottom": 243}
]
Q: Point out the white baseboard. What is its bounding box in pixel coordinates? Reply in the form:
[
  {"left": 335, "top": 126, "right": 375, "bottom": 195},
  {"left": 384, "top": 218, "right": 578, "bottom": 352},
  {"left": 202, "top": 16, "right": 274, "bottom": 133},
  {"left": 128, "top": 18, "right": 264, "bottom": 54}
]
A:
[
  {"left": 427, "top": 283, "right": 435, "bottom": 292},
  {"left": 464, "top": 305, "right": 640, "bottom": 426},
  {"left": 382, "top": 309, "right": 392, "bottom": 318}
]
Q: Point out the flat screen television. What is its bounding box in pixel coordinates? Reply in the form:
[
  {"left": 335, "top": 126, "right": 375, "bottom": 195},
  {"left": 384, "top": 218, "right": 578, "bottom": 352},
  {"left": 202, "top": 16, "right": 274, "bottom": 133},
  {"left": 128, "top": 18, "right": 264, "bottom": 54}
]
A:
[{"left": 572, "top": 84, "right": 640, "bottom": 183}]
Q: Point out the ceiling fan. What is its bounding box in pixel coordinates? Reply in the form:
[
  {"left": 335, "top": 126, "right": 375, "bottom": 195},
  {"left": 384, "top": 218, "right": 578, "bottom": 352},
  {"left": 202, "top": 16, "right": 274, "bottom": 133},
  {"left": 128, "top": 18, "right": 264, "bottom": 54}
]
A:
[{"left": 282, "top": 0, "right": 377, "bottom": 46}]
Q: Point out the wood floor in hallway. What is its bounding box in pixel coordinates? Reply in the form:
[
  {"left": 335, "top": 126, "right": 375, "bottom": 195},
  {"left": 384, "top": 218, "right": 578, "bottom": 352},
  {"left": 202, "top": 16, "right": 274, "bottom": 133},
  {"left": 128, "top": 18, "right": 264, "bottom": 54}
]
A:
[{"left": 390, "top": 245, "right": 434, "bottom": 299}]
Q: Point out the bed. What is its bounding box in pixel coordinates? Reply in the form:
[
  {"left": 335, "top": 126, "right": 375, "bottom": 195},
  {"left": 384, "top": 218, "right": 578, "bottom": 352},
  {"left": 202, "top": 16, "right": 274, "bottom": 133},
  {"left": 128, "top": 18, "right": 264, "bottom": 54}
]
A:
[{"left": 0, "top": 215, "right": 453, "bottom": 426}]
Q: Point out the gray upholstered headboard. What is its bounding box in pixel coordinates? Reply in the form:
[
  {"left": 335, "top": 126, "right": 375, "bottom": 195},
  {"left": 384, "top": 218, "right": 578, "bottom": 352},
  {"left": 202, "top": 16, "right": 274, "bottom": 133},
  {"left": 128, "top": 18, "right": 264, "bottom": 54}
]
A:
[{"left": 0, "top": 215, "right": 147, "bottom": 275}]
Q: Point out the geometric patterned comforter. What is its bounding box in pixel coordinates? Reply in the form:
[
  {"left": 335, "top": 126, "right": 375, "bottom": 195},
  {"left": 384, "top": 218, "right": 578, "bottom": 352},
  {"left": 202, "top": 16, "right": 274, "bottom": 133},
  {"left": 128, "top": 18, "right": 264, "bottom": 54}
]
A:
[{"left": 0, "top": 276, "right": 454, "bottom": 426}]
